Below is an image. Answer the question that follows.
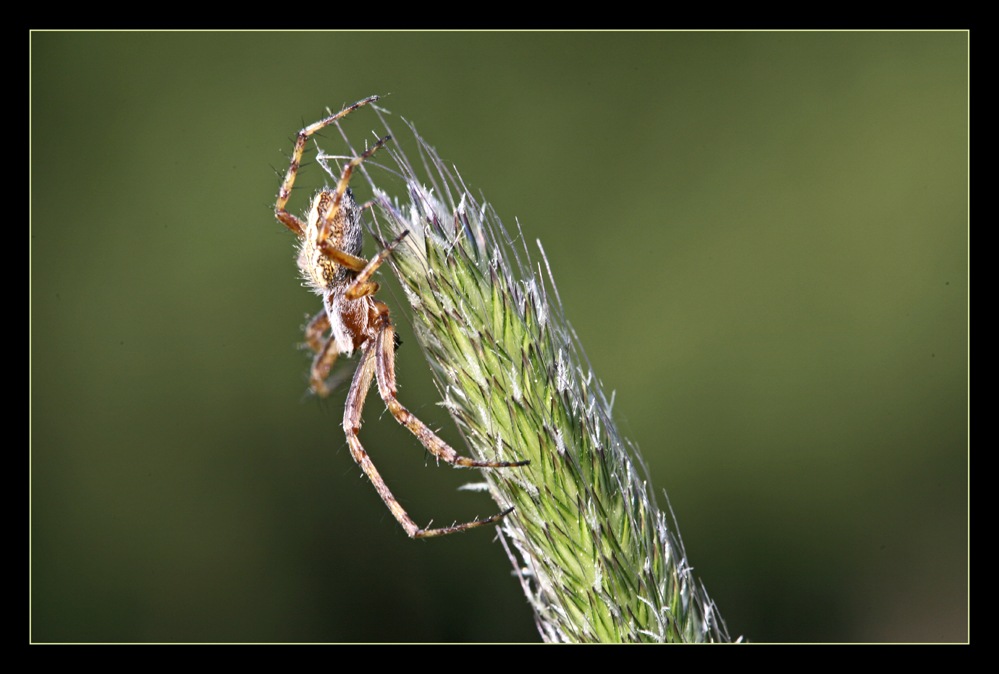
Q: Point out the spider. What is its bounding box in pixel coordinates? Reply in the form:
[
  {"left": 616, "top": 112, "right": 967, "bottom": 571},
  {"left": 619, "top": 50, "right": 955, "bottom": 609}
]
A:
[{"left": 274, "top": 95, "right": 528, "bottom": 538}]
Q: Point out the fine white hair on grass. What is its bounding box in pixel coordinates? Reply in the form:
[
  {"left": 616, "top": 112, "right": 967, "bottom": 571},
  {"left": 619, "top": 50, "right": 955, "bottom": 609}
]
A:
[
  {"left": 457, "top": 482, "right": 492, "bottom": 493},
  {"left": 329, "top": 103, "right": 733, "bottom": 643}
]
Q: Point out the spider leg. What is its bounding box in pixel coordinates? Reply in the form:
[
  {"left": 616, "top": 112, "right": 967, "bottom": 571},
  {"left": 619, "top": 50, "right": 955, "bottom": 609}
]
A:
[
  {"left": 344, "top": 345, "right": 514, "bottom": 538},
  {"left": 372, "top": 307, "right": 530, "bottom": 470},
  {"left": 344, "top": 231, "right": 410, "bottom": 301},
  {"left": 328, "top": 134, "right": 390, "bottom": 216},
  {"left": 318, "top": 134, "right": 391, "bottom": 246},
  {"left": 275, "top": 95, "right": 381, "bottom": 237},
  {"left": 303, "top": 310, "right": 330, "bottom": 354},
  {"left": 318, "top": 243, "right": 369, "bottom": 273},
  {"left": 309, "top": 336, "right": 340, "bottom": 399},
  {"left": 300, "top": 310, "right": 338, "bottom": 397}
]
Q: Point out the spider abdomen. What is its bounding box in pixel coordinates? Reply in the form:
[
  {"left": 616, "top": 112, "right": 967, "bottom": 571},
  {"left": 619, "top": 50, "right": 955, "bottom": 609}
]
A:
[{"left": 298, "top": 188, "right": 364, "bottom": 294}]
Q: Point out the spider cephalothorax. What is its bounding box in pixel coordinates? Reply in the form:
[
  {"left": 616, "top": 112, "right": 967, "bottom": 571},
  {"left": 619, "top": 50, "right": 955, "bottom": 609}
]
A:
[{"left": 274, "top": 96, "right": 527, "bottom": 538}]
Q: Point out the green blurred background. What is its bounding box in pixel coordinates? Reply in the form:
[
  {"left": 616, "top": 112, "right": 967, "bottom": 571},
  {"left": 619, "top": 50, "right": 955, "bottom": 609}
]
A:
[{"left": 30, "top": 31, "right": 967, "bottom": 643}]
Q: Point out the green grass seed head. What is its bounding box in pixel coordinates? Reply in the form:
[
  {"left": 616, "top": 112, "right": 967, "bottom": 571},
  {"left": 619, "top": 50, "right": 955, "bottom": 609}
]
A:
[{"left": 363, "top": 114, "right": 733, "bottom": 643}]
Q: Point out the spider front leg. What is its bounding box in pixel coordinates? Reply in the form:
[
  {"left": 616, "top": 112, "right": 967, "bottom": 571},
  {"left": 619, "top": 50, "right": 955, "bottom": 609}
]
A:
[
  {"left": 344, "top": 344, "right": 516, "bottom": 539},
  {"left": 275, "top": 95, "right": 380, "bottom": 237}
]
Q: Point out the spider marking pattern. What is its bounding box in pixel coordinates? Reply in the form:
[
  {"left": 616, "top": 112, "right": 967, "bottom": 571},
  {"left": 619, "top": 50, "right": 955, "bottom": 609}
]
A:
[{"left": 275, "top": 95, "right": 528, "bottom": 538}]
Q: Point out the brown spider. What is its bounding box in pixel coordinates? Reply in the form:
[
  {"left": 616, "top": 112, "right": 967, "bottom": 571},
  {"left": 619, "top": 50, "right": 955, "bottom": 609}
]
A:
[{"left": 274, "top": 95, "right": 528, "bottom": 538}]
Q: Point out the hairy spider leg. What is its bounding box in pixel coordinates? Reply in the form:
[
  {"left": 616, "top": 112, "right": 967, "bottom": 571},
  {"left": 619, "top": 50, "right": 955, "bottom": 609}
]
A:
[
  {"left": 344, "top": 331, "right": 517, "bottom": 539},
  {"left": 275, "top": 95, "right": 380, "bottom": 237}
]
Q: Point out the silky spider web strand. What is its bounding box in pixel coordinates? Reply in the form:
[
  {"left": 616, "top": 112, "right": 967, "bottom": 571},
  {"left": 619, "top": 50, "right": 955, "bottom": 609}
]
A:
[{"left": 355, "top": 115, "right": 731, "bottom": 643}]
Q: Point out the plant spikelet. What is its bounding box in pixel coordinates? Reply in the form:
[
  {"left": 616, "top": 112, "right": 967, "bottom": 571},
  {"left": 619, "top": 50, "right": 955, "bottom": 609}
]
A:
[{"left": 352, "top": 111, "right": 732, "bottom": 643}]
